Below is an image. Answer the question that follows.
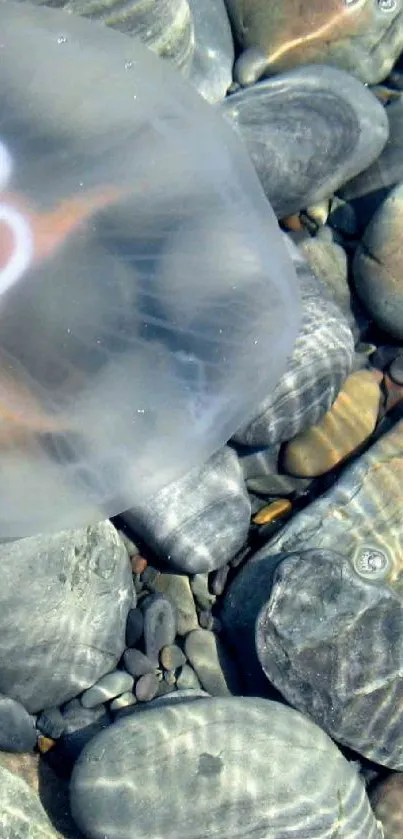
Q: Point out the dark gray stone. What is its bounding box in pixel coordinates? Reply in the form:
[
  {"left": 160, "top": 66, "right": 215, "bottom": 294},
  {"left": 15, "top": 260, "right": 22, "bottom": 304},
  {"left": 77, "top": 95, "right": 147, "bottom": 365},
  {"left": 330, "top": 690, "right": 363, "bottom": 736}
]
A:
[
  {"left": 141, "top": 593, "right": 177, "bottom": 665},
  {"left": 220, "top": 65, "right": 388, "bottom": 218},
  {"left": 70, "top": 696, "right": 383, "bottom": 839},
  {"left": 59, "top": 704, "right": 110, "bottom": 763},
  {"left": 256, "top": 549, "right": 403, "bottom": 770},
  {"left": 0, "top": 522, "right": 133, "bottom": 713},
  {"left": 124, "top": 447, "right": 251, "bottom": 573},
  {"left": 0, "top": 695, "right": 36, "bottom": 753}
]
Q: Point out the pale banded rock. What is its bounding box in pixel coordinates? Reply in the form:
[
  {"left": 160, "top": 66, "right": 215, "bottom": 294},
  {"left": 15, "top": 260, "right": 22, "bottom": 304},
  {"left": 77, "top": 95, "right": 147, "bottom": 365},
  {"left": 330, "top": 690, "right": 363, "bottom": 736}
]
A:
[{"left": 233, "top": 238, "right": 355, "bottom": 447}]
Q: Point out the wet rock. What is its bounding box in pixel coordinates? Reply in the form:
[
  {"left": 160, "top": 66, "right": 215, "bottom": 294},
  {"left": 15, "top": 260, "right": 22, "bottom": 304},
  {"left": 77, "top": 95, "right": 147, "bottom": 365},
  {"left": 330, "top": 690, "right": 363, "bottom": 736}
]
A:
[
  {"left": 58, "top": 703, "right": 111, "bottom": 766},
  {"left": 151, "top": 573, "right": 199, "bottom": 635},
  {"left": 282, "top": 369, "right": 382, "bottom": 476},
  {"left": 299, "top": 226, "right": 354, "bottom": 326},
  {"left": 252, "top": 498, "right": 292, "bottom": 526},
  {"left": 188, "top": 0, "right": 234, "bottom": 103},
  {"left": 184, "top": 628, "right": 240, "bottom": 696},
  {"left": 389, "top": 353, "right": 403, "bottom": 384},
  {"left": 70, "top": 696, "right": 383, "bottom": 839},
  {"left": 36, "top": 707, "right": 66, "bottom": 740},
  {"left": 353, "top": 182, "right": 403, "bottom": 338},
  {"left": 225, "top": 0, "right": 403, "bottom": 86},
  {"left": 0, "top": 695, "right": 36, "bottom": 753},
  {"left": 0, "top": 522, "right": 132, "bottom": 713},
  {"left": 141, "top": 593, "right": 177, "bottom": 664},
  {"left": 109, "top": 692, "right": 137, "bottom": 713},
  {"left": 176, "top": 663, "right": 202, "bottom": 691},
  {"left": 123, "top": 649, "right": 156, "bottom": 679},
  {"left": 190, "top": 573, "right": 216, "bottom": 611},
  {"left": 80, "top": 671, "right": 134, "bottom": 709},
  {"left": 125, "top": 607, "right": 144, "bottom": 648},
  {"left": 135, "top": 673, "right": 160, "bottom": 703},
  {"left": 221, "top": 66, "right": 388, "bottom": 218},
  {"left": 124, "top": 446, "right": 251, "bottom": 574},
  {"left": 341, "top": 96, "right": 403, "bottom": 227},
  {"left": 370, "top": 772, "right": 403, "bottom": 838},
  {"left": 233, "top": 239, "right": 355, "bottom": 447},
  {"left": 30, "top": 0, "right": 195, "bottom": 73},
  {"left": 160, "top": 644, "right": 186, "bottom": 671},
  {"left": 0, "top": 764, "right": 59, "bottom": 838},
  {"left": 221, "top": 551, "right": 287, "bottom": 695},
  {"left": 256, "top": 548, "right": 403, "bottom": 770}
]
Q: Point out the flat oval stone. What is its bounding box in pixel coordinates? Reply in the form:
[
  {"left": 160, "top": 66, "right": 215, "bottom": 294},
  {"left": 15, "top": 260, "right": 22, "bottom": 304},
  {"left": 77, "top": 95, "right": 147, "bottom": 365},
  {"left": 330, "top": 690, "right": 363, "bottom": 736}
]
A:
[
  {"left": 122, "top": 649, "right": 156, "bottom": 679},
  {"left": 353, "top": 182, "right": 403, "bottom": 338},
  {"left": 256, "top": 548, "right": 403, "bottom": 770},
  {"left": 225, "top": 0, "right": 403, "bottom": 86},
  {"left": 70, "top": 696, "right": 383, "bottom": 839},
  {"left": 233, "top": 238, "right": 355, "bottom": 447},
  {"left": 141, "top": 593, "right": 177, "bottom": 665},
  {"left": 0, "top": 695, "right": 36, "bottom": 753},
  {"left": 221, "top": 65, "right": 388, "bottom": 218},
  {"left": 80, "top": 671, "right": 134, "bottom": 709},
  {"left": 0, "top": 521, "right": 132, "bottom": 713},
  {"left": 184, "top": 628, "right": 240, "bottom": 696},
  {"left": 282, "top": 369, "right": 382, "bottom": 476}
]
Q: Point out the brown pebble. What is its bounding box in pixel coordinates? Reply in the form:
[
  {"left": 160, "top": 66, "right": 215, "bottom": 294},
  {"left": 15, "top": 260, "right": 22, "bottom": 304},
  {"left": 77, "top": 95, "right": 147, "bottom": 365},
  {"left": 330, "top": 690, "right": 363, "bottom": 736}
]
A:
[
  {"left": 131, "top": 554, "right": 147, "bottom": 575},
  {"left": 283, "top": 369, "right": 382, "bottom": 477},
  {"left": 281, "top": 213, "right": 303, "bottom": 231},
  {"left": 160, "top": 644, "right": 186, "bottom": 671},
  {"left": 37, "top": 735, "right": 56, "bottom": 755},
  {"left": 253, "top": 498, "right": 292, "bottom": 525}
]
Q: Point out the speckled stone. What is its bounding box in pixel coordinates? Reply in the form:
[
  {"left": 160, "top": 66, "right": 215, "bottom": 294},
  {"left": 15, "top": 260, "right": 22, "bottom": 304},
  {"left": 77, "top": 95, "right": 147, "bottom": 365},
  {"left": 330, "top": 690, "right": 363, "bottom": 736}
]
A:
[
  {"left": 353, "top": 182, "right": 403, "bottom": 338},
  {"left": 282, "top": 369, "right": 382, "bottom": 476},
  {"left": 70, "top": 696, "right": 383, "bottom": 839},
  {"left": 225, "top": 0, "right": 403, "bottom": 86},
  {"left": 124, "top": 446, "right": 251, "bottom": 574},
  {"left": 0, "top": 522, "right": 133, "bottom": 713},
  {"left": 233, "top": 237, "right": 355, "bottom": 447},
  {"left": 256, "top": 548, "right": 403, "bottom": 769},
  {"left": 221, "top": 66, "right": 388, "bottom": 218}
]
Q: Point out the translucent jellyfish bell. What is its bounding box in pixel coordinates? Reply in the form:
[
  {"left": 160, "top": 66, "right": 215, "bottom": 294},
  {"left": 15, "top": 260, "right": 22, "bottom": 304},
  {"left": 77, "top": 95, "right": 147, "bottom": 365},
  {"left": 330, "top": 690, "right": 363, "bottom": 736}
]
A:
[{"left": 0, "top": 0, "right": 300, "bottom": 536}]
